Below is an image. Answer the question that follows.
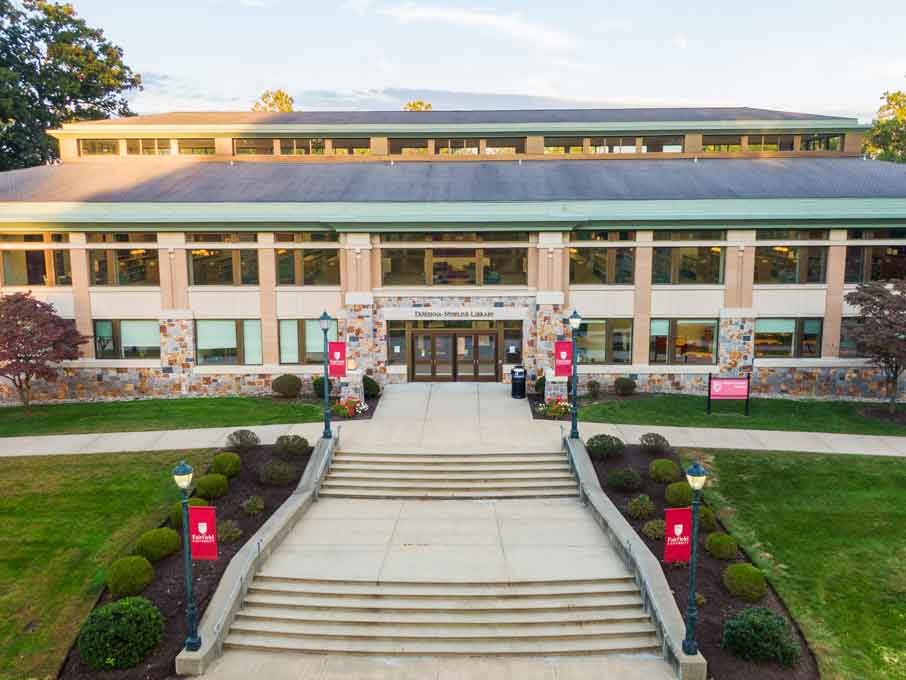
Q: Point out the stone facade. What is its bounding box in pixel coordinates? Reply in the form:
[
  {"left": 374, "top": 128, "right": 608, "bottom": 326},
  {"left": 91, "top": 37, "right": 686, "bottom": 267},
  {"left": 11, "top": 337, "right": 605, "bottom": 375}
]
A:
[{"left": 718, "top": 317, "right": 754, "bottom": 375}]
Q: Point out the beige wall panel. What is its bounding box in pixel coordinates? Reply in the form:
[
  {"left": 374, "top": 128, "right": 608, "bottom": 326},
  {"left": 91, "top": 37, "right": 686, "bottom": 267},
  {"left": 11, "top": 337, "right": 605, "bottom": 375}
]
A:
[
  {"left": 89, "top": 290, "right": 162, "bottom": 318},
  {"left": 58, "top": 137, "right": 79, "bottom": 160},
  {"left": 844, "top": 132, "right": 865, "bottom": 154},
  {"left": 685, "top": 133, "right": 703, "bottom": 153},
  {"left": 569, "top": 289, "right": 634, "bottom": 317},
  {"left": 822, "top": 244, "right": 846, "bottom": 357},
  {"left": 68, "top": 234, "right": 94, "bottom": 358},
  {"left": 753, "top": 287, "right": 827, "bottom": 316},
  {"left": 651, "top": 287, "right": 725, "bottom": 317},
  {"left": 258, "top": 241, "right": 279, "bottom": 364},
  {"left": 276, "top": 290, "right": 343, "bottom": 318},
  {"left": 189, "top": 289, "right": 261, "bottom": 317},
  {"left": 214, "top": 137, "right": 233, "bottom": 156},
  {"left": 525, "top": 136, "right": 545, "bottom": 154},
  {"left": 370, "top": 137, "right": 389, "bottom": 155},
  {"left": 632, "top": 244, "right": 653, "bottom": 364},
  {"left": 0, "top": 288, "right": 75, "bottom": 317}
]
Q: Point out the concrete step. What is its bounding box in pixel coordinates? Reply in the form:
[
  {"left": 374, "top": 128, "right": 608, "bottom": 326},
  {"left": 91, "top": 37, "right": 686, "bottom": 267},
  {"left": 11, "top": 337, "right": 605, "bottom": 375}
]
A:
[
  {"left": 333, "top": 454, "right": 568, "bottom": 465},
  {"left": 318, "top": 488, "right": 579, "bottom": 499},
  {"left": 321, "top": 479, "right": 578, "bottom": 490},
  {"left": 329, "top": 463, "right": 572, "bottom": 473},
  {"left": 326, "top": 470, "right": 576, "bottom": 481}
]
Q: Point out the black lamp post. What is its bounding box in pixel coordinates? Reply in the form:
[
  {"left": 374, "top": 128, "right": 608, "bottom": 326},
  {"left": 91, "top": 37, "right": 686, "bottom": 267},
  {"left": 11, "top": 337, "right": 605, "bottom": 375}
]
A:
[
  {"left": 172, "top": 460, "right": 200, "bottom": 652},
  {"left": 319, "top": 311, "right": 332, "bottom": 440},
  {"left": 566, "top": 309, "right": 582, "bottom": 439},
  {"left": 682, "top": 460, "right": 708, "bottom": 656}
]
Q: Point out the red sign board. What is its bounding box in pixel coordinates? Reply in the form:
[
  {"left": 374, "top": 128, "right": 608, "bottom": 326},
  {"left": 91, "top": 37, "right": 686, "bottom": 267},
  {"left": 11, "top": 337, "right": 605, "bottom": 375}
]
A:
[
  {"left": 328, "top": 341, "right": 346, "bottom": 378},
  {"left": 663, "top": 507, "right": 692, "bottom": 563},
  {"left": 189, "top": 505, "right": 218, "bottom": 561},
  {"left": 709, "top": 377, "right": 749, "bottom": 400},
  {"left": 554, "top": 340, "right": 572, "bottom": 377}
]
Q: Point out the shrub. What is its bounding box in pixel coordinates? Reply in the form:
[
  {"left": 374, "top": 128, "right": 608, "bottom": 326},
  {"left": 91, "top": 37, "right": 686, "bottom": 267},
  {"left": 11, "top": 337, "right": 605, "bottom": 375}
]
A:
[
  {"left": 363, "top": 374, "right": 381, "bottom": 399},
  {"left": 706, "top": 532, "right": 739, "bottom": 560},
  {"left": 607, "top": 467, "right": 644, "bottom": 492},
  {"left": 586, "top": 380, "right": 601, "bottom": 399},
  {"left": 649, "top": 458, "right": 681, "bottom": 484},
  {"left": 218, "top": 519, "right": 243, "bottom": 544},
  {"left": 226, "top": 429, "right": 260, "bottom": 453},
  {"left": 639, "top": 432, "right": 671, "bottom": 456},
  {"left": 78, "top": 597, "right": 164, "bottom": 670},
  {"left": 106, "top": 556, "right": 154, "bottom": 598},
  {"left": 274, "top": 434, "right": 309, "bottom": 460},
  {"left": 312, "top": 375, "right": 333, "bottom": 398},
  {"left": 169, "top": 497, "right": 207, "bottom": 528},
  {"left": 695, "top": 592, "right": 707, "bottom": 607},
  {"left": 722, "top": 607, "right": 801, "bottom": 667},
  {"left": 271, "top": 373, "right": 302, "bottom": 398},
  {"left": 259, "top": 459, "right": 297, "bottom": 486},
  {"left": 614, "top": 376, "right": 636, "bottom": 396},
  {"left": 699, "top": 505, "right": 718, "bottom": 533},
  {"left": 534, "top": 376, "right": 546, "bottom": 395},
  {"left": 242, "top": 495, "right": 265, "bottom": 516},
  {"left": 665, "top": 481, "right": 693, "bottom": 507},
  {"left": 627, "top": 494, "right": 655, "bottom": 520},
  {"left": 724, "top": 564, "right": 768, "bottom": 602},
  {"left": 195, "top": 473, "right": 229, "bottom": 500},
  {"left": 332, "top": 397, "right": 367, "bottom": 418},
  {"left": 212, "top": 451, "right": 242, "bottom": 479},
  {"left": 642, "top": 519, "right": 665, "bottom": 540},
  {"left": 134, "top": 528, "right": 180, "bottom": 563},
  {"left": 535, "top": 396, "right": 570, "bottom": 418},
  {"left": 587, "top": 434, "right": 625, "bottom": 459}
]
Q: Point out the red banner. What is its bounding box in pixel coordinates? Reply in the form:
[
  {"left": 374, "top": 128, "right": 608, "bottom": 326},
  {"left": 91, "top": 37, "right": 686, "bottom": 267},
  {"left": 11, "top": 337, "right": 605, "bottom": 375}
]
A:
[
  {"left": 328, "top": 341, "right": 346, "bottom": 378},
  {"left": 554, "top": 340, "right": 572, "bottom": 377},
  {"left": 709, "top": 377, "right": 749, "bottom": 400},
  {"left": 663, "top": 507, "right": 692, "bottom": 563},
  {"left": 189, "top": 505, "right": 218, "bottom": 561}
]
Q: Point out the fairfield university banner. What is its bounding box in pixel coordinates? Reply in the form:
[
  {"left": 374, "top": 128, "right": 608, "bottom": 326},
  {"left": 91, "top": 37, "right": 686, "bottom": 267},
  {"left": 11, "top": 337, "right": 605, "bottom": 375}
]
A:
[
  {"left": 554, "top": 341, "right": 572, "bottom": 377},
  {"left": 189, "top": 505, "right": 218, "bottom": 561},
  {"left": 328, "top": 341, "right": 346, "bottom": 378},
  {"left": 663, "top": 507, "right": 692, "bottom": 563}
]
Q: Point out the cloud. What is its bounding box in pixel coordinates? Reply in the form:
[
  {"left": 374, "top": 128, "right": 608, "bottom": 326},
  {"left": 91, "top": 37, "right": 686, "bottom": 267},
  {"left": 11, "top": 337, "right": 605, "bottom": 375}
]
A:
[{"left": 672, "top": 33, "right": 688, "bottom": 50}]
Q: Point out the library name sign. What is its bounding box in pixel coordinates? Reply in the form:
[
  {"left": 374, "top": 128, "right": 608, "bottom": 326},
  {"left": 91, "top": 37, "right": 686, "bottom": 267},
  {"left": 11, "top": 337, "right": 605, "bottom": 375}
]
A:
[{"left": 383, "top": 307, "right": 529, "bottom": 321}]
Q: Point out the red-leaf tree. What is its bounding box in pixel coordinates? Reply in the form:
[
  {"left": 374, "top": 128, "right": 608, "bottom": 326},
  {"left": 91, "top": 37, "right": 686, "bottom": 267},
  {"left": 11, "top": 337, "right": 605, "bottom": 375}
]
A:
[
  {"left": 844, "top": 280, "right": 906, "bottom": 413},
  {"left": 0, "top": 292, "right": 86, "bottom": 410}
]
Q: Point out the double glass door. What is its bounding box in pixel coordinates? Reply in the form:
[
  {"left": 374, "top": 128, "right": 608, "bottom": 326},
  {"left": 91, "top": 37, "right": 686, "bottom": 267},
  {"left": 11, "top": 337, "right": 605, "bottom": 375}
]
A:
[{"left": 412, "top": 332, "right": 498, "bottom": 381}]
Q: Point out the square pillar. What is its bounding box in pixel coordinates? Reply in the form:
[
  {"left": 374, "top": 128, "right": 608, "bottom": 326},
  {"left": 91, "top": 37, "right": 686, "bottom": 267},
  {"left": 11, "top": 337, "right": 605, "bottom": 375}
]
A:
[
  {"left": 68, "top": 233, "right": 94, "bottom": 358},
  {"left": 632, "top": 231, "right": 654, "bottom": 365},
  {"left": 822, "top": 230, "right": 848, "bottom": 357},
  {"left": 257, "top": 232, "right": 279, "bottom": 365}
]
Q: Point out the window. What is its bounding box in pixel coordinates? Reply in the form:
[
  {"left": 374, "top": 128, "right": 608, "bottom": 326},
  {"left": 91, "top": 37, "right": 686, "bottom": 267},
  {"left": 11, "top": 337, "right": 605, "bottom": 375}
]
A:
[
  {"left": 757, "top": 229, "right": 828, "bottom": 241},
  {"left": 569, "top": 248, "right": 635, "bottom": 284},
  {"left": 233, "top": 138, "right": 273, "bottom": 155},
  {"left": 276, "top": 249, "right": 340, "bottom": 285},
  {"left": 432, "top": 249, "right": 477, "bottom": 285},
  {"left": 641, "top": 136, "right": 683, "bottom": 153},
  {"left": 839, "top": 318, "right": 865, "bottom": 358},
  {"left": 544, "top": 137, "right": 584, "bottom": 154},
  {"left": 485, "top": 138, "right": 525, "bottom": 154},
  {"left": 575, "top": 319, "right": 633, "bottom": 364},
  {"left": 650, "top": 319, "right": 718, "bottom": 364},
  {"left": 188, "top": 250, "right": 259, "bottom": 285},
  {"left": 702, "top": 135, "right": 741, "bottom": 152},
  {"left": 589, "top": 137, "right": 637, "bottom": 153},
  {"left": 754, "top": 246, "right": 827, "bottom": 284},
  {"left": 573, "top": 231, "right": 635, "bottom": 242},
  {"left": 801, "top": 134, "right": 843, "bottom": 152},
  {"left": 2, "top": 250, "right": 71, "bottom": 285},
  {"left": 382, "top": 247, "right": 528, "bottom": 286},
  {"left": 87, "top": 232, "right": 157, "bottom": 243},
  {"left": 187, "top": 232, "right": 257, "bottom": 243},
  {"left": 381, "top": 232, "right": 529, "bottom": 242},
  {"left": 0, "top": 233, "right": 68, "bottom": 242},
  {"left": 332, "top": 138, "right": 370, "bottom": 155},
  {"left": 90, "top": 249, "right": 160, "bottom": 285},
  {"left": 845, "top": 246, "right": 906, "bottom": 283},
  {"left": 275, "top": 232, "right": 339, "bottom": 242},
  {"left": 754, "top": 318, "right": 822, "bottom": 358},
  {"left": 389, "top": 138, "right": 429, "bottom": 155},
  {"left": 178, "top": 139, "right": 216, "bottom": 155},
  {"left": 382, "top": 249, "right": 427, "bottom": 285},
  {"left": 93, "top": 320, "right": 161, "bottom": 359},
  {"left": 196, "top": 319, "right": 262, "bottom": 365},
  {"left": 747, "top": 135, "right": 794, "bottom": 152},
  {"left": 280, "top": 138, "right": 327, "bottom": 155},
  {"left": 482, "top": 249, "right": 527, "bottom": 285},
  {"left": 503, "top": 320, "right": 523, "bottom": 364},
  {"left": 653, "top": 230, "right": 726, "bottom": 241},
  {"left": 653, "top": 247, "right": 724, "bottom": 284},
  {"left": 847, "top": 228, "right": 906, "bottom": 240},
  {"left": 436, "top": 138, "right": 479, "bottom": 155},
  {"left": 80, "top": 139, "right": 119, "bottom": 155},
  {"left": 278, "top": 318, "right": 338, "bottom": 364},
  {"left": 387, "top": 321, "right": 407, "bottom": 366},
  {"left": 126, "top": 139, "right": 171, "bottom": 155}
]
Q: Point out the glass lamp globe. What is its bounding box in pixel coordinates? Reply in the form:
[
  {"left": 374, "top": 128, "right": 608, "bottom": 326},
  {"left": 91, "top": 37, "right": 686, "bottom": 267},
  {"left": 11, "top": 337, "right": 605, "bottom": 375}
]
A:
[
  {"left": 319, "top": 310, "right": 331, "bottom": 331},
  {"left": 685, "top": 461, "right": 707, "bottom": 491},
  {"left": 568, "top": 309, "right": 582, "bottom": 330},
  {"left": 172, "top": 460, "right": 194, "bottom": 491}
]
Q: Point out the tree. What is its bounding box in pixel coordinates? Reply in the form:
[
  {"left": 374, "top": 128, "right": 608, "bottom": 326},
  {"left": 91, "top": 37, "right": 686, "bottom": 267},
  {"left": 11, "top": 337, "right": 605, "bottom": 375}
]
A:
[
  {"left": 844, "top": 280, "right": 906, "bottom": 413},
  {"left": 0, "top": 0, "right": 142, "bottom": 170},
  {"left": 252, "top": 89, "right": 294, "bottom": 112},
  {"left": 0, "top": 292, "right": 86, "bottom": 410},
  {"left": 403, "top": 100, "right": 432, "bottom": 111},
  {"left": 865, "top": 88, "right": 906, "bottom": 163}
]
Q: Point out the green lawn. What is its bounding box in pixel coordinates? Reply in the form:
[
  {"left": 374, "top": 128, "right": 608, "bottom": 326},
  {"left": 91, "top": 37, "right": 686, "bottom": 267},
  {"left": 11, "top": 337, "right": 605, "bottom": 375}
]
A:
[
  {"left": 0, "top": 449, "right": 215, "bottom": 680},
  {"left": 692, "top": 449, "right": 906, "bottom": 680},
  {"left": 0, "top": 396, "right": 322, "bottom": 438},
  {"left": 580, "top": 393, "right": 906, "bottom": 436}
]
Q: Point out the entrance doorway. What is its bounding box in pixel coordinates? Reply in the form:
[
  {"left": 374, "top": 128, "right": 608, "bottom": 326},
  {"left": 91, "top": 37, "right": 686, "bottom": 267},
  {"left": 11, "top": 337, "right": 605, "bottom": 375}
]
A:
[{"left": 411, "top": 330, "right": 500, "bottom": 382}]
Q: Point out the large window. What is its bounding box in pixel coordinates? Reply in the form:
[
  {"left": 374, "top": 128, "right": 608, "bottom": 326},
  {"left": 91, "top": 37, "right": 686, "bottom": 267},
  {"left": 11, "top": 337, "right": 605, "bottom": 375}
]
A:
[
  {"left": 178, "top": 139, "right": 216, "bottom": 155},
  {"left": 382, "top": 249, "right": 427, "bottom": 285},
  {"left": 90, "top": 249, "right": 160, "bottom": 286},
  {"left": 87, "top": 232, "right": 157, "bottom": 243},
  {"left": 544, "top": 137, "right": 584, "bottom": 154},
  {"left": 575, "top": 319, "right": 633, "bottom": 364},
  {"left": 754, "top": 318, "right": 822, "bottom": 358},
  {"left": 387, "top": 321, "right": 407, "bottom": 365},
  {"left": 653, "top": 230, "right": 726, "bottom": 241},
  {"left": 432, "top": 249, "right": 477, "bottom": 285},
  {"left": 188, "top": 250, "right": 259, "bottom": 285},
  {"left": 569, "top": 248, "right": 635, "bottom": 284},
  {"left": 485, "top": 138, "right": 525, "bottom": 154},
  {"left": 275, "top": 232, "right": 339, "bottom": 243},
  {"left": 573, "top": 230, "right": 635, "bottom": 242},
  {"left": 382, "top": 248, "right": 528, "bottom": 286},
  {"left": 801, "top": 134, "right": 843, "bottom": 152},
  {"left": 436, "top": 138, "right": 479, "bottom": 155},
  {"left": 94, "top": 320, "right": 161, "bottom": 359},
  {"left": 332, "top": 138, "right": 370, "bottom": 155},
  {"left": 233, "top": 138, "right": 273, "bottom": 155},
  {"left": 845, "top": 246, "right": 906, "bottom": 283},
  {"left": 278, "top": 318, "right": 338, "bottom": 364},
  {"left": 276, "top": 249, "right": 340, "bottom": 285},
  {"left": 389, "top": 138, "right": 429, "bottom": 155},
  {"left": 754, "top": 246, "right": 827, "bottom": 284},
  {"left": 702, "top": 135, "right": 741, "bottom": 152},
  {"left": 80, "top": 139, "right": 118, "bottom": 155},
  {"left": 381, "top": 232, "right": 529, "bottom": 242},
  {"left": 482, "top": 249, "right": 527, "bottom": 285},
  {"left": 0, "top": 233, "right": 68, "bottom": 243},
  {"left": 126, "top": 139, "right": 171, "bottom": 155},
  {"left": 187, "top": 232, "right": 256, "bottom": 243},
  {"left": 2, "top": 250, "right": 71, "bottom": 285},
  {"left": 847, "top": 228, "right": 906, "bottom": 240},
  {"left": 839, "top": 318, "right": 865, "bottom": 358},
  {"left": 503, "top": 321, "right": 523, "bottom": 364},
  {"left": 757, "top": 229, "right": 828, "bottom": 241},
  {"left": 650, "top": 319, "right": 718, "bottom": 364},
  {"left": 196, "top": 319, "right": 262, "bottom": 365},
  {"left": 641, "top": 136, "right": 683, "bottom": 153},
  {"left": 653, "top": 247, "right": 724, "bottom": 284},
  {"left": 589, "top": 137, "right": 637, "bottom": 153},
  {"left": 280, "top": 138, "right": 326, "bottom": 155},
  {"left": 747, "top": 135, "right": 794, "bottom": 152}
]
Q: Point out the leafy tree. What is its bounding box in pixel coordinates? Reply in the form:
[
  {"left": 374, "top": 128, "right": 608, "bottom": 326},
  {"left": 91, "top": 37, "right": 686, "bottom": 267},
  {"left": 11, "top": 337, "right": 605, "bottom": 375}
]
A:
[
  {"left": 0, "top": 0, "right": 142, "bottom": 170},
  {"left": 844, "top": 280, "right": 906, "bottom": 413},
  {"left": 403, "top": 100, "right": 432, "bottom": 111},
  {"left": 252, "top": 89, "right": 294, "bottom": 112},
  {"left": 0, "top": 292, "right": 86, "bottom": 410},
  {"left": 865, "top": 88, "right": 906, "bottom": 163}
]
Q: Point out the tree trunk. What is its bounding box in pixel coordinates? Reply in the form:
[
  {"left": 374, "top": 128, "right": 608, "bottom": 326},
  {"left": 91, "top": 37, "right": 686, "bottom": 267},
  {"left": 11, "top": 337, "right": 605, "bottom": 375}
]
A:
[
  {"left": 888, "top": 377, "right": 898, "bottom": 415},
  {"left": 15, "top": 378, "right": 31, "bottom": 414}
]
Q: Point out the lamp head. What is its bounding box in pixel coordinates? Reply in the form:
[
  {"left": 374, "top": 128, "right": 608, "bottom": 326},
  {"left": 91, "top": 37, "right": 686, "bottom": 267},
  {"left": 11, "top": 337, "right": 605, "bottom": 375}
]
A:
[
  {"left": 172, "top": 460, "right": 194, "bottom": 491},
  {"left": 319, "top": 310, "right": 331, "bottom": 331},
  {"left": 685, "top": 460, "right": 707, "bottom": 491},
  {"left": 568, "top": 309, "right": 582, "bottom": 330}
]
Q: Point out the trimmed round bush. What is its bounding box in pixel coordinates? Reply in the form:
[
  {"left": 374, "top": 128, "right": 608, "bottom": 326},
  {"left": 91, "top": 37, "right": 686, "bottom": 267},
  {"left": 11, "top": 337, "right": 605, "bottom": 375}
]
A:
[
  {"left": 78, "top": 596, "right": 164, "bottom": 671},
  {"left": 226, "top": 429, "right": 260, "bottom": 453},
  {"left": 218, "top": 519, "right": 243, "bottom": 544},
  {"left": 259, "top": 459, "right": 297, "bottom": 486},
  {"left": 706, "top": 532, "right": 738, "bottom": 560},
  {"left": 212, "top": 451, "right": 242, "bottom": 479},
  {"left": 607, "top": 467, "right": 644, "bottom": 492},
  {"left": 586, "top": 380, "right": 601, "bottom": 399},
  {"left": 272, "top": 373, "right": 302, "bottom": 398},
  {"left": 134, "top": 528, "right": 180, "bottom": 563},
  {"left": 699, "top": 505, "right": 718, "bottom": 533},
  {"left": 534, "top": 376, "right": 546, "bottom": 395},
  {"left": 195, "top": 473, "right": 229, "bottom": 500},
  {"left": 312, "top": 375, "right": 333, "bottom": 398},
  {"left": 665, "top": 481, "right": 694, "bottom": 507},
  {"left": 642, "top": 519, "right": 665, "bottom": 540},
  {"left": 614, "top": 376, "right": 636, "bottom": 396},
  {"left": 649, "top": 458, "right": 681, "bottom": 484},
  {"left": 627, "top": 494, "right": 655, "bottom": 520},
  {"left": 724, "top": 564, "right": 768, "bottom": 602},
  {"left": 169, "top": 497, "right": 207, "bottom": 528},
  {"left": 274, "top": 434, "right": 309, "bottom": 460},
  {"left": 639, "top": 432, "right": 671, "bottom": 456},
  {"left": 363, "top": 374, "right": 381, "bottom": 399},
  {"left": 106, "top": 556, "right": 154, "bottom": 598},
  {"left": 242, "top": 495, "right": 265, "bottom": 516},
  {"left": 587, "top": 434, "right": 625, "bottom": 460},
  {"left": 722, "top": 606, "right": 801, "bottom": 668}
]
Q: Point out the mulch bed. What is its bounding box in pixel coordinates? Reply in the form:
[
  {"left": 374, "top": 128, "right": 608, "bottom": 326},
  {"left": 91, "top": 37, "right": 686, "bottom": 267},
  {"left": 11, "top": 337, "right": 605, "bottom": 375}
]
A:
[
  {"left": 591, "top": 444, "right": 820, "bottom": 680},
  {"left": 58, "top": 444, "right": 311, "bottom": 680},
  {"left": 528, "top": 393, "right": 643, "bottom": 421},
  {"left": 334, "top": 393, "right": 381, "bottom": 421},
  {"left": 860, "top": 405, "right": 906, "bottom": 426}
]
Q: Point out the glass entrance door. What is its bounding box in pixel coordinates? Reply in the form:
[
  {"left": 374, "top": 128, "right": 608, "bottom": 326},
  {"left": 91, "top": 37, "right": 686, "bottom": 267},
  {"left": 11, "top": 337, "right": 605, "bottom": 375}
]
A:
[
  {"left": 434, "top": 334, "right": 454, "bottom": 379},
  {"left": 409, "top": 330, "right": 501, "bottom": 382},
  {"left": 476, "top": 334, "right": 497, "bottom": 379},
  {"left": 457, "top": 335, "right": 477, "bottom": 379}
]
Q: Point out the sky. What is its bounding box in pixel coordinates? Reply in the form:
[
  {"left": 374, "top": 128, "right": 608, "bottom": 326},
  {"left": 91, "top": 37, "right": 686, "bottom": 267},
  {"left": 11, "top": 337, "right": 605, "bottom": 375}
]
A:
[{"left": 69, "top": 0, "right": 906, "bottom": 122}]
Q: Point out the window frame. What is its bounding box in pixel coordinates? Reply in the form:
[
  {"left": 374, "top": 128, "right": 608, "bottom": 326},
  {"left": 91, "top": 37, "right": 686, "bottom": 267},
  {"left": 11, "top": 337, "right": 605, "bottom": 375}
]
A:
[
  {"left": 380, "top": 247, "right": 529, "bottom": 287},
  {"left": 278, "top": 318, "right": 340, "bottom": 365},
  {"left": 89, "top": 248, "right": 160, "bottom": 286},
  {"left": 195, "top": 319, "right": 262, "bottom": 366},
  {"left": 844, "top": 245, "right": 906, "bottom": 284},
  {"left": 178, "top": 138, "right": 216, "bottom": 155},
  {"left": 187, "top": 249, "right": 259, "bottom": 286},
  {"left": 275, "top": 248, "right": 341, "bottom": 286},
  {"left": 93, "top": 319, "right": 161, "bottom": 360},
  {"left": 1, "top": 248, "right": 71, "bottom": 286},
  {"left": 569, "top": 247, "right": 635, "bottom": 285},
  {"left": 754, "top": 318, "right": 823, "bottom": 359},
  {"left": 649, "top": 318, "right": 719, "bottom": 365},
  {"left": 839, "top": 318, "right": 865, "bottom": 358},
  {"left": 754, "top": 245, "right": 828, "bottom": 284},
  {"left": 574, "top": 318, "right": 634, "bottom": 365},
  {"left": 652, "top": 246, "right": 725, "bottom": 285}
]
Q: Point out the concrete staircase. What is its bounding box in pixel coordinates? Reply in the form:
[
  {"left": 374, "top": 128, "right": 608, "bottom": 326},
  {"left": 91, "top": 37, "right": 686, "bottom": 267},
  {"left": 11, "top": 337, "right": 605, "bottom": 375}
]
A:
[
  {"left": 318, "top": 451, "right": 580, "bottom": 499},
  {"left": 224, "top": 576, "right": 660, "bottom": 657}
]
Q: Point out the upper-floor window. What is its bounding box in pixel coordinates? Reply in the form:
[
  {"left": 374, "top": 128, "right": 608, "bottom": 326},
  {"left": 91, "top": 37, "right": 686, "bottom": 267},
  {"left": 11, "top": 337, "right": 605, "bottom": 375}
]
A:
[
  {"left": 801, "top": 134, "right": 843, "bottom": 152},
  {"left": 840, "top": 318, "right": 865, "bottom": 358},
  {"left": 757, "top": 229, "right": 828, "bottom": 241},
  {"left": 280, "top": 138, "right": 326, "bottom": 155},
  {"left": 748, "top": 135, "right": 794, "bottom": 152},
  {"left": 90, "top": 249, "right": 160, "bottom": 286},
  {"left": 94, "top": 319, "right": 161, "bottom": 359},
  {"left": 196, "top": 319, "right": 262, "bottom": 365},
  {"left": 847, "top": 228, "right": 906, "bottom": 240},
  {"left": 575, "top": 319, "right": 633, "bottom": 364},
  {"left": 80, "top": 139, "right": 118, "bottom": 155},
  {"left": 702, "top": 135, "right": 741, "bottom": 152},
  {"left": 754, "top": 318, "right": 822, "bottom": 358},
  {"left": 381, "top": 232, "right": 529, "bottom": 242},
  {"left": 233, "top": 138, "right": 273, "bottom": 155},
  {"left": 485, "top": 138, "right": 525, "bottom": 154},
  {"left": 276, "top": 249, "right": 340, "bottom": 285},
  {"left": 544, "top": 137, "right": 584, "bottom": 154},
  {"left": 332, "top": 138, "right": 370, "bottom": 155},
  {"left": 126, "top": 139, "right": 171, "bottom": 155},
  {"left": 573, "top": 230, "right": 635, "bottom": 242},
  {"left": 589, "top": 137, "right": 637, "bottom": 153},
  {"left": 187, "top": 232, "right": 257, "bottom": 243},
  {"left": 2, "top": 250, "right": 71, "bottom": 285},
  {"left": 178, "top": 138, "right": 216, "bottom": 155},
  {"left": 275, "top": 232, "right": 339, "bottom": 242},
  {"left": 389, "top": 138, "right": 429, "bottom": 155},
  {"left": 279, "top": 318, "right": 338, "bottom": 364},
  {"left": 188, "top": 249, "right": 259, "bottom": 285},
  {"left": 0, "top": 233, "right": 68, "bottom": 242},
  {"left": 436, "top": 138, "right": 479, "bottom": 155},
  {"left": 650, "top": 319, "right": 718, "bottom": 364},
  {"left": 653, "top": 247, "right": 725, "bottom": 284},
  {"left": 381, "top": 248, "right": 527, "bottom": 286},
  {"left": 569, "top": 248, "right": 635, "bottom": 285},
  {"left": 754, "top": 246, "right": 827, "bottom": 284},
  {"left": 87, "top": 232, "right": 157, "bottom": 243},
  {"left": 382, "top": 249, "right": 427, "bottom": 286},
  {"left": 653, "top": 230, "right": 726, "bottom": 241},
  {"left": 641, "top": 136, "right": 683, "bottom": 153},
  {"left": 845, "top": 245, "right": 906, "bottom": 283}
]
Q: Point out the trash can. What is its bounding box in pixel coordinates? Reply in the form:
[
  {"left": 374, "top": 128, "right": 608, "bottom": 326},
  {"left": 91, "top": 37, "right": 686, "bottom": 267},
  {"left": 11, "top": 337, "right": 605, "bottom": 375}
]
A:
[{"left": 510, "top": 366, "right": 526, "bottom": 399}]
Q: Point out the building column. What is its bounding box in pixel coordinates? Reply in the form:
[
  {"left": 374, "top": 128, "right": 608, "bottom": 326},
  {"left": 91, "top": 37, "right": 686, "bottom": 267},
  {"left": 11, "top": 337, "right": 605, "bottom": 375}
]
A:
[
  {"left": 68, "top": 233, "right": 94, "bottom": 358},
  {"left": 724, "top": 230, "right": 755, "bottom": 308},
  {"left": 157, "top": 232, "right": 192, "bottom": 394},
  {"left": 159, "top": 232, "right": 189, "bottom": 309},
  {"left": 632, "top": 231, "right": 654, "bottom": 365},
  {"left": 822, "top": 230, "right": 848, "bottom": 357},
  {"left": 536, "top": 232, "right": 568, "bottom": 398},
  {"left": 342, "top": 233, "right": 376, "bottom": 389},
  {"left": 258, "top": 232, "right": 279, "bottom": 365}
]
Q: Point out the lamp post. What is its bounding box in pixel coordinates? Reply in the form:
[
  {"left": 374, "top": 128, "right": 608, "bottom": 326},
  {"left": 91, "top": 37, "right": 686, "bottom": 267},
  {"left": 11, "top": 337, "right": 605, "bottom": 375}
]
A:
[
  {"left": 567, "top": 310, "right": 582, "bottom": 439},
  {"left": 319, "top": 311, "right": 332, "bottom": 440},
  {"left": 172, "top": 460, "right": 200, "bottom": 652},
  {"left": 682, "top": 460, "right": 708, "bottom": 656}
]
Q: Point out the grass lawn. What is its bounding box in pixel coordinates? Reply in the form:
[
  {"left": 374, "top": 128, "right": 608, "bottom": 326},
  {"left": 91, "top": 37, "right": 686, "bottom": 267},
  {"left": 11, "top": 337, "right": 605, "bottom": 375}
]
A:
[
  {"left": 690, "top": 449, "right": 906, "bottom": 680},
  {"left": 0, "top": 396, "right": 322, "bottom": 438},
  {"left": 0, "top": 449, "right": 215, "bottom": 680},
  {"left": 580, "top": 393, "right": 906, "bottom": 436}
]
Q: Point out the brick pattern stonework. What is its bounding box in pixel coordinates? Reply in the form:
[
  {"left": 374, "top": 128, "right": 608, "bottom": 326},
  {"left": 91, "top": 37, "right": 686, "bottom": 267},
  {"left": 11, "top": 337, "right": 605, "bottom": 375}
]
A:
[{"left": 719, "top": 317, "right": 754, "bottom": 374}]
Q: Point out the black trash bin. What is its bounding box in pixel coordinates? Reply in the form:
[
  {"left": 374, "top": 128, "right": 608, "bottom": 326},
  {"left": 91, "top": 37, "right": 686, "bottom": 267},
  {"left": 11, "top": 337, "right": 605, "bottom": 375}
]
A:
[{"left": 510, "top": 366, "right": 526, "bottom": 399}]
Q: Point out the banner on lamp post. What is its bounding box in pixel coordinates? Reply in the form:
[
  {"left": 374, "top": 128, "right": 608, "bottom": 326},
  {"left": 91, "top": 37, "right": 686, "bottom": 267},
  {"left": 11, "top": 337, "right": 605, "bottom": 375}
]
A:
[
  {"left": 554, "top": 340, "right": 572, "bottom": 377},
  {"left": 189, "top": 505, "right": 218, "bottom": 561},
  {"left": 663, "top": 507, "right": 692, "bottom": 563},
  {"left": 328, "top": 341, "right": 346, "bottom": 378}
]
